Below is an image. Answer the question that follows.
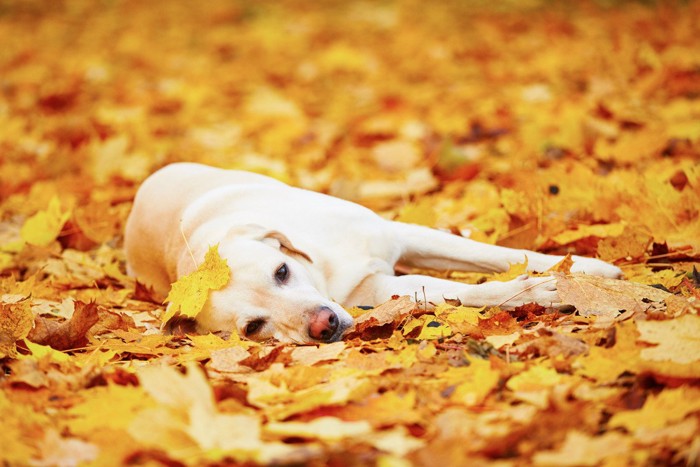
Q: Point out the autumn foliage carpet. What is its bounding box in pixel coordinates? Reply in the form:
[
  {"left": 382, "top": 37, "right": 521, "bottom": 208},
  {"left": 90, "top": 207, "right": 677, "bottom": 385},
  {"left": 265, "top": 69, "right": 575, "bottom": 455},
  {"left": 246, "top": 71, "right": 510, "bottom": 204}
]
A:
[{"left": 1, "top": 0, "right": 700, "bottom": 465}]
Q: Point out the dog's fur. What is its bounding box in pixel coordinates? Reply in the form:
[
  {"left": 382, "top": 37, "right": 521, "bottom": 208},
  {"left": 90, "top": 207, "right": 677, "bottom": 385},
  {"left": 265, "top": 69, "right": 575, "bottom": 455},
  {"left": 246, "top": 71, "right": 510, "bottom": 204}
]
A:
[{"left": 125, "top": 163, "right": 622, "bottom": 343}]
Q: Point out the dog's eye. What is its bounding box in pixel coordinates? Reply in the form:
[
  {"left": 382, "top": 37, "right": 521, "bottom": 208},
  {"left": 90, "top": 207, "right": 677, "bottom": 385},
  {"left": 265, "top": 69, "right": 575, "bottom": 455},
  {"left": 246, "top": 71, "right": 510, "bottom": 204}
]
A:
[
  {"left": 244, "top": 319, "right": 266, "bottom": 336},
  {"left": 275, "top": 263, "right": 289, "bottom": 283}
]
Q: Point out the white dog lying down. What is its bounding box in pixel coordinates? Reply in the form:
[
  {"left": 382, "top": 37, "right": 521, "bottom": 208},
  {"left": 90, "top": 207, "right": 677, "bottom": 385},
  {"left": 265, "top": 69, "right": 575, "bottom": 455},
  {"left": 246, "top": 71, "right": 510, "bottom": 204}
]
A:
[{"left": 125, "top": 163, "right": 621, "bottom": 344}]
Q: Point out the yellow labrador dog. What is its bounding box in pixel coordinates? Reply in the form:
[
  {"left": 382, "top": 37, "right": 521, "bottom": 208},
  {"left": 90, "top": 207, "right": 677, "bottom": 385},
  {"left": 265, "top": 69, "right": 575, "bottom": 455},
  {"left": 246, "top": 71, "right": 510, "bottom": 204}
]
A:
[{"left": 125, "top": 163, "right": 621, "bottom": 343}]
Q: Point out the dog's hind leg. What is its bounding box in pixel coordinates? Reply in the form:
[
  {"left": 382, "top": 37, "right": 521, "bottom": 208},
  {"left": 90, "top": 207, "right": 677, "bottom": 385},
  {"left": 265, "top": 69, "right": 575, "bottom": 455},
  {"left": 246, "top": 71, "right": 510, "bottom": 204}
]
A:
[
  {"left": 347, "top": 273, "right": 561, "bottom": 309},
  {"left": 388, "top": 221, "right": 621, "bottom": 277}
]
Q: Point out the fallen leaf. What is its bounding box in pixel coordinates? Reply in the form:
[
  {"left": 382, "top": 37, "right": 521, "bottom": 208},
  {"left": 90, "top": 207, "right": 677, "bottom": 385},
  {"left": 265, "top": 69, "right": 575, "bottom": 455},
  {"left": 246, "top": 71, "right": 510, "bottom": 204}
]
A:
[
  {"left": 0, "top": 300, "right": 33, "bottom": 359},
  {"left": 20, "top": 196, "right": 71, "bottom": 247},
  {"left": 208, "top": 346, "right": 252, "bottom": 373},
  {"left": 484, "top": 331, "right": 520, "bottom": 349},
  {"left": 575, "top": 320, "right": 642, "bottom": 383},
  {"left": 131, "top": 362, "right": 294, "bottom": 463},
  {"left": 532, "top": 430, "right": 631, "bottom": 466},
  {"left": 547, "top": 254, "right": 574, "bottom": 274},
  {"left": 290, "top": 341, "right": 346, "bottom": 366},
  {"left": 448, "top": 359, "right": 501, "bottom": 406},
  {"left": 29, "top": 301, "right": 132, "bottom": 351},
  {"left": 347, "top": 296, "right": 416, "bottom": 339},
  {"left": 507, "top": 365, "right": 567, "bottom": 408},
  {"left": 23, "top": 341, "right": 71, "bottom": 362},
  {"left": 596, "top": 225, "right": 652, "bottom": 261},
  {"left": 68, "top": 384, "right": 155, "bottom": 435},
  {"left": 555, "top": 272, "right": 678, "bottom": 318},
  {"left": 609, "top": 386, "right": 700, "bottom": 432},
  {"left": 163, "top": 244, "right": 230, "bottom": 323},
  {"left": 635, "top": 314, "right": 700, "bottom": 364},
  {"left": 491, "top": 259, "right": 528, "bottom": 282},
  {"left": 551, "top": 223, "right": 626, "bottom": 246},
  {"left": 335, "top": 390, "right": 420, "bottom": 427}
]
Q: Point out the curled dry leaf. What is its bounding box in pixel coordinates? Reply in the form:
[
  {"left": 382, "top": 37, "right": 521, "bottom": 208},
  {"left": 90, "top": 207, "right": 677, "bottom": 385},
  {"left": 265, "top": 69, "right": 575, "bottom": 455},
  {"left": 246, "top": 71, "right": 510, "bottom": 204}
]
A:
[
  {"left": 28, "top": 301, "right": 134, "bottom": 351},
  {"left": 346, "top": 295, "right": 417, "bottom": 340},
  {"left": 0, "top": 300, "right": 33, "bottom": 359}
]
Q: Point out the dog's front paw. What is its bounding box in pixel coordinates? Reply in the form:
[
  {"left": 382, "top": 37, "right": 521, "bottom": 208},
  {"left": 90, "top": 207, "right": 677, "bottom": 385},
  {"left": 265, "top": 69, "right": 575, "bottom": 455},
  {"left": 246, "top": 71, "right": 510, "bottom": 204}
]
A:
[
  {"left": 497, "top": 275, "right": 561, "bottom": 308},
  {"left": 570, "top": 257, "right": 622, "bottom": 278}
]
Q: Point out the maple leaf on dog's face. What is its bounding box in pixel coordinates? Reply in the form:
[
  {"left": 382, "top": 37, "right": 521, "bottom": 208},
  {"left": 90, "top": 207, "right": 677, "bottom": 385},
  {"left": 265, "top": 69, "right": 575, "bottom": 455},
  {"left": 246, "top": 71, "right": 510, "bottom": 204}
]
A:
[{"left": 163, "top": 245, "right": 230, "bottom": 323}]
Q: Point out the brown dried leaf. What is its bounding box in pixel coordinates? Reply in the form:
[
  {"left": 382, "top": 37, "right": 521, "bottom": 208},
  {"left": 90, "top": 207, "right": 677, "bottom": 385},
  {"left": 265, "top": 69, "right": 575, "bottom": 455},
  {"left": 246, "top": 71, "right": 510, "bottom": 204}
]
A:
[
  {"left": 290, "top": 341, "right": 346, "bottom": 366},
  {"left": 239, "top": 345, "right": 292, "bottom": 372},
  {"left": 0, "top": 301, "right": 33, "bottom": 359},
  {"left": 346, "top": 296, "right": 416, "bottom": 340},
  {"left": 555, "top": 273, "right": 680, "bottom": 318},
  {"left": 28, "top": 301, "right": 133, "bottom": 351},
  {"left": 479, "top": 310, "right": 520, "bottom": 336},
  {"left": 133, "top": 280, "right": 160, "bottom": 303},
  {"left": 597, "top": 226, "right": 652, "bottom": 261},
  {"left": 516, "top": 331, "right": 589, "bottom": 359}
]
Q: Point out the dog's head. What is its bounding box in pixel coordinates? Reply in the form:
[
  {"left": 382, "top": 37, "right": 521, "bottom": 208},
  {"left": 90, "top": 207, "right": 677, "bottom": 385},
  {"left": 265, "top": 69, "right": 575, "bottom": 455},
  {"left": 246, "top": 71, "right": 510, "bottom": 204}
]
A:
[{"left": 184, "top": 224, "right": 353, "bottom": 343}]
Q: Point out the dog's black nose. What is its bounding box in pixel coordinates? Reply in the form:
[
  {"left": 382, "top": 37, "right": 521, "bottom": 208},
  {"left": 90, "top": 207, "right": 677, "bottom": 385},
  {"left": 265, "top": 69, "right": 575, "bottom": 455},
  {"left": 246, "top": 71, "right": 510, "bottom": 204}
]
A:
[{"left": 308, "top": 306, "right": 339, "bottom": 342}]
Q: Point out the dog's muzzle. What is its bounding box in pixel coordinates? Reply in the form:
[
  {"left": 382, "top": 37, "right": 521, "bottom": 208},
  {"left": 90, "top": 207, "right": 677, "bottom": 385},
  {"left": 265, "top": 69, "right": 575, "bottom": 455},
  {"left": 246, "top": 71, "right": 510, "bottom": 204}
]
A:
[{"left": 308, "top": 306, "right": 346, "bottom": 342}]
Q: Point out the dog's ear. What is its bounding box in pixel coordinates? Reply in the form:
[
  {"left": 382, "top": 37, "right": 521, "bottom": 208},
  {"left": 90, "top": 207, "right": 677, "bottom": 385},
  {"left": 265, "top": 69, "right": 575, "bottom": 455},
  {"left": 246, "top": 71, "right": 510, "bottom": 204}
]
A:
[
  {"left": 225, "top": 224, "right": 313, "bottom": 263},
  {"left": 263, "top": 231, "right": 313, "bottom": 263}
]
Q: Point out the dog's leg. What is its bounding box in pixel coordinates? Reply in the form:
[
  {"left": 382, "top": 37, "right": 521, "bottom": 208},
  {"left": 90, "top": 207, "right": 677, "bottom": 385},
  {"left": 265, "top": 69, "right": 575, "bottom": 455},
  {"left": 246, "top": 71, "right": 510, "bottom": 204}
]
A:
[
  {"left": 389, "top": 221, "right": 621, "bottom": 277},
  {"left": 349, "top": 273, "right": 560, "bottom": 309}
]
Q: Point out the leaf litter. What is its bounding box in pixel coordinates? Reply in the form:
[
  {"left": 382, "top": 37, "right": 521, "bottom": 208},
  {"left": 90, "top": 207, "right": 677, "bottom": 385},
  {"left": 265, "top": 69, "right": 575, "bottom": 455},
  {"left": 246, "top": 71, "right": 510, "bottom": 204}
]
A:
[{"left": 1, "top": 0, "right": 699, "bottom": 465}]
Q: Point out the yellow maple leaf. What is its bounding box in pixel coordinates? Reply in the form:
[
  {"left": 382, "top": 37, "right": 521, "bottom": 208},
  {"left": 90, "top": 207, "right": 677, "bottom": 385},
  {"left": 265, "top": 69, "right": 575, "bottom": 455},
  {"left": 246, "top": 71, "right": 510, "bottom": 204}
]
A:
[
  {"left": 548, "top": 253, "right": 574, "bottom": 274},
  {"left": 434, "top": 303, "right": 481, "bottom": 326},
  {"left": 624, "top": 264, "right": 686, "bottom": 289},
  {"left": 507, "top": 365, "right": 564, "bottom": 392},
  {"left": 596, "top": 225, "right": 652, "bottom": 261},
  {"left": 575, "top": 320, "right": 641, "bottom": 383},
  {"left": 416, "top": 317, "right": 452, "bottom": 340},
  {"left": 395, "top": 200, "right": 437, "bottom": 227},
  {"left": 20, "top": 196, "right": 71, "bottom": 246},
  {"left": 132, "top": 363, "right": 294, "bottom": 463},
  {"left": 491, "top": 259, "right": 528, "bottom": 282},
  {"left": 551, "top": 222, "right": 626, "bottom": 246},
  {"left": 23, "top": 341, "right": 71, "bottom": 363},
  {"left": 163, "top": 244, "right": 230, "bottom": 323},
  {"left": 449, "top": 359, "right": 500, "bottom": 406},
  {"left": 0, "top": 390, "right": 51, "bottom": 465},
  {"left": 609, "top": 386, "right": 700, "bottom": 432},
  {"left": 68, "top": 384, "right": 154, "bottom": 435}
]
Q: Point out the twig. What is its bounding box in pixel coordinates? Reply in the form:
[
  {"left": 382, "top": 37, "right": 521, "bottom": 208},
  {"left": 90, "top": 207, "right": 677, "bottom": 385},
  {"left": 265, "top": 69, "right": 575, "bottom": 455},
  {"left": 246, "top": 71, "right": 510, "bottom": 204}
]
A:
[{"left": 179, "top": 220, "right": 197, "bottom": 268}]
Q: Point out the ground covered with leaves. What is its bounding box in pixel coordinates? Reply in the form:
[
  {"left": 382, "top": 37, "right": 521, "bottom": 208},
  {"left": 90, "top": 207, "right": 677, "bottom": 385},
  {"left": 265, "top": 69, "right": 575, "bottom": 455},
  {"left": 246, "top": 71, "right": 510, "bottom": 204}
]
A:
[{"left": 1, "top": 0, "right": 700, "bottom": 465}]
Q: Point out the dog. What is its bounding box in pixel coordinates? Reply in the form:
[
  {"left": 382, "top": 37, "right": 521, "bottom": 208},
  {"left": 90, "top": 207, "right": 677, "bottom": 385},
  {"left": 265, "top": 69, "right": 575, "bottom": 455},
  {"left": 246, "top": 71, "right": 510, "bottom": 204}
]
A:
[{"left": 124, "top": 163, "right": 622, "bottom": 344}]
